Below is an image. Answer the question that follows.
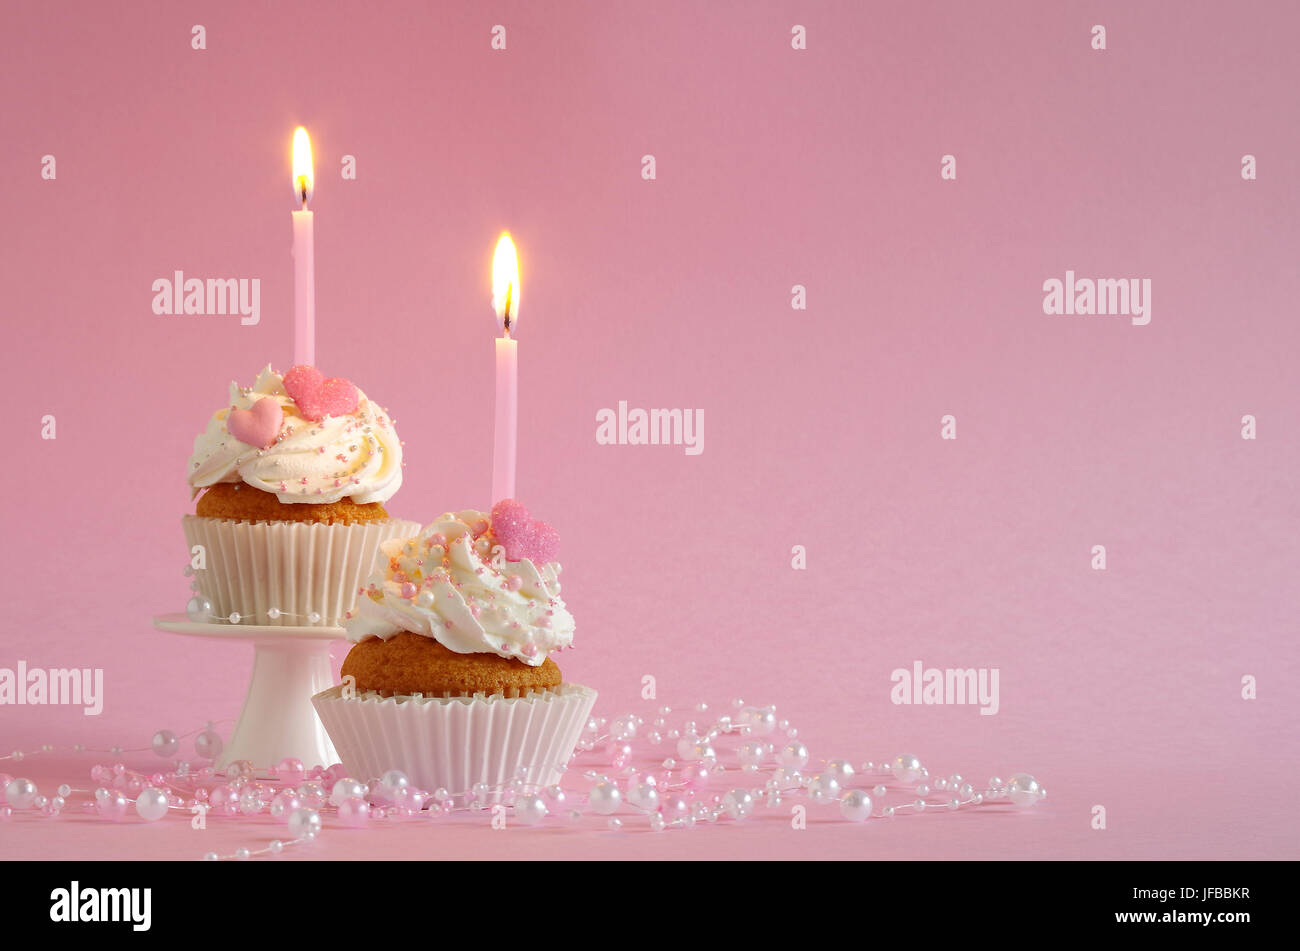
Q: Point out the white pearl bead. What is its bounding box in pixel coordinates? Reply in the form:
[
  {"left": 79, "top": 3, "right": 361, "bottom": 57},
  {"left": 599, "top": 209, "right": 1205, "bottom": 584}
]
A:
[
  {"left": 267, "top": 607, "right": 281, "bottom": 619},
  {"left": 779, "top": 741, "right": 809, "bottom": 769},
  {"left": 649, "top": 813, "right": 666, "bottom": 832},
  {"left": 883, "top": 806, "right": 895, "bottom": 818},
  {"left": 1007, "top": 773, "right": 1044, "bottom": 807},
  {"left": 203, "top": 851, "right": 219, "bottom": 862},
  {"left": 151, "top": 729, "right": 179, "bottom": 758},
  {"left": 57, "top": 784, "right": 71, "bottom": 798},
  {"left": 5, "top": 778, "right": 37, "bottom": 810},
  {"left": 514, "top": 794, "right": 547, "bottom": 825},
  {"left": 913, "top": 799, "right": 926, "bottom": 812},
  {"left": 916, "top": 784, "right": 930, "bottom": 797},
  {"left": 227, "top": 612, "right": 241, "bottom": 624},
  {"left": 809, "top": 775, "right": 841, "bottom": 803},
  {"left": 287, "top": 807, "right": 322, "bottom": 838},
  {"left": 268, "top": 840, "right": 283, "bottom": 854},
  {"left": 330, "top": 778, "right": 366, "bottom": 806},
  {"left": 872, "top": 784, "right": 887, "bottom": 799},
  {"left": 891, "top": 754, "right": 923, "bottom": 784},
  {"left": 194, "top": 729, "right": 223, "bottom": 760},
  {"left": 825, "top": 759, "right": 855, "bottom": 783},
  {"left": 234, "top": 848, "right": 251, "bottom": 861},
  {"left": 588, "top": 782, "right": 621, "bottom": 815},
  {"left": 840, "top": 789, "right": 873, "bottom": 822},
  {"left": 676, "top": 734, "right": 701, "bottom": 760},
  {"left": 738, "top": 740, "right": 766, "bottom": 766},
  {"left": 185, "top": 595, "right": 213, "bottom": 622},
  {"left": 628, "top": 782, "right": 660, "bottom": 811},
  {"left": 135, "top": 787, "right": 170, "bottom": 822},
  {"left": 721, "top": 788, "right": 754, "bottom": 819},
  {"left": 610, "top": 716, "right": 638, "bottom": 741},
  {"left": 307, "top": 611, "right": 322, "bottom": 624}
]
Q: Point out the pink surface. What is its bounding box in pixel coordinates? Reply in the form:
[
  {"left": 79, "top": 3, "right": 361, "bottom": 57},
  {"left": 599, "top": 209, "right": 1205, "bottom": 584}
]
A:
[{"left": 1, "top": 0, "right": 1297, "bottom": 859}]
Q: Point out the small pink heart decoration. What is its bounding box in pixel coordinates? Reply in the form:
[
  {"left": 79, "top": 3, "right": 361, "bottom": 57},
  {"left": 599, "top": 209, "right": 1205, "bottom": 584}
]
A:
[
  {"left": 283, "top": 365, "right": 360, "bottom": 422},
  {"left": 491, "top": 499, "right": 560, "bottom": 564},
  {"left": 226, "top": 397, "right": 283, "bottom": 449}
]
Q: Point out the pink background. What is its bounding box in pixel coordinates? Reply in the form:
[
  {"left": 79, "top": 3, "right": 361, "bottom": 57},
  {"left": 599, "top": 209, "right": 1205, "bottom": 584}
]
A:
[{"left": 2, "top": 0, "right": 1297, "bottom": 859}]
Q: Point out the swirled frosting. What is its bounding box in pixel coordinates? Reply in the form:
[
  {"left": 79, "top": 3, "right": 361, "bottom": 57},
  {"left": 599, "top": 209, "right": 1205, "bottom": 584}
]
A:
[
  {"left": 188, "top": 365, "right": 403, "bottom": 505},
  {"left": 344, "top": 510, "right": 575, "bottom": 666}
]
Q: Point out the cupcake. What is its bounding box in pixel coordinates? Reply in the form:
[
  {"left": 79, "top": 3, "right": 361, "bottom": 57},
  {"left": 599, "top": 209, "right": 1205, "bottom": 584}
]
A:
[
  {"left": 183, "top": 364, "right": 420, "bottom": 626},
  {"left": 312, "top": 501, "right": 596, "bottom": 799}
]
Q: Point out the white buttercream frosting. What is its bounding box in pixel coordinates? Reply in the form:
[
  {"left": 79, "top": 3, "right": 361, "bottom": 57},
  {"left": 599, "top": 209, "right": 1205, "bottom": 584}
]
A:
[
  {"left": 344, "top": 510, "right": 575, "bottom": 666},
  {"left": 188, "top": 365, "right": 403, "bottom": 505}
]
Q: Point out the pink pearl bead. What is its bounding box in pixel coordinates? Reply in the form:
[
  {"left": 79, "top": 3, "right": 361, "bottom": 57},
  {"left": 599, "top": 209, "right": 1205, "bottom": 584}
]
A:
[
  {"left": 112, "top": 763, "right": 127, "bottom": 776},
  {"left": 89, "top": 765, "right": 109, "bottom": 783},
  {"left": 338, "top": 797, "right": 370, "bottom": 827}
]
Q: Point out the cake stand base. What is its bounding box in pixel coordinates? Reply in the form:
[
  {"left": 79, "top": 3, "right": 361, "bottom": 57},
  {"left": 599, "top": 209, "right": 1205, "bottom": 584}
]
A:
[{"left": 152, "top": 613, "right": 345, "bottom": 770}]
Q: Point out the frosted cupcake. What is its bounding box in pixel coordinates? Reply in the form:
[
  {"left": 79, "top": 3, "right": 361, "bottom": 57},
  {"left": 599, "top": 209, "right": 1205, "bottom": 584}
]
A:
[
  {"left": 184, "top": 364, "right": 420, "bottom": 626},
  {"left": 312, "top": 501, "right": 596, "bottom": 798}
]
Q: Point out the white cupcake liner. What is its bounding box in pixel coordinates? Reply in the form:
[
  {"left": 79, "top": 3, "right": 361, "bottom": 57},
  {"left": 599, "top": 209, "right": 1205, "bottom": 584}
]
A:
[
  {"left": 311, "top": 682, "right": 598, "bottom": 799},
  {"left": 182, "top": 515, "right": 421, "bottom": 627}
]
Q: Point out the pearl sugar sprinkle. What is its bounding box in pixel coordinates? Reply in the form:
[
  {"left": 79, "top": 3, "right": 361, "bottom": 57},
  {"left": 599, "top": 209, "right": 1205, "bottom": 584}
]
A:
[{"left": 0, "top": 700, "right": 1044, "bottom": 858}]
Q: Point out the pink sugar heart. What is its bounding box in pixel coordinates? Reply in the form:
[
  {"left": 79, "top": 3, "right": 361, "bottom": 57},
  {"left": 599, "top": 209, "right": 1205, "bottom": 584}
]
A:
[
  {"left": 226, "top": 396, "right": 283, "bottom": 449},
  {"left": 491, "top": 499, "right": 561, "bottom": 564},
  {"left": 283, "top": 365, "right": 359, "bottom": 422}
]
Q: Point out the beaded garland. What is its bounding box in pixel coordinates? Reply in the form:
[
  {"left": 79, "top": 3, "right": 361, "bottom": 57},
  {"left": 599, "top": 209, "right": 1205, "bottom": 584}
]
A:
[{"left": 0, "top": 699, "right": 1044, "bottom": 860}]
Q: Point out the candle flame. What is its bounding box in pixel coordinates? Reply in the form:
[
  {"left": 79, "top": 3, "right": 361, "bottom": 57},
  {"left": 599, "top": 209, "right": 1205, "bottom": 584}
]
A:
[
  {"left": 292, "top": 127, "right": 314, "bottom": 206},
  {"left": 492, "top": 232, "right": 520, "bottom": 334}
]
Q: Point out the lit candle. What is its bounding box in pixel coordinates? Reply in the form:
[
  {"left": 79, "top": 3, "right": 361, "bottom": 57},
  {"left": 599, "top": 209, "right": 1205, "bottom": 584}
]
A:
[
  {"left": 291, "top": 127, "right": 315, "bottom": 367},
  {"left": 491, "top": 233, "right": 520, "bottom": 505}
]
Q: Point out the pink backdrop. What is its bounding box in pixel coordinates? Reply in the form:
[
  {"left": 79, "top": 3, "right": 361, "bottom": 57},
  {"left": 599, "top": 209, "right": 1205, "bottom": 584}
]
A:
[{"left": 1, "top": 0, "right": 1296, "bottom": 859}]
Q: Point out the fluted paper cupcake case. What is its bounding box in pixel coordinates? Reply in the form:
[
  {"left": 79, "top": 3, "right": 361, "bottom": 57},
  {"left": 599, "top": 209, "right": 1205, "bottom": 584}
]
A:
[
  {"left": 311, "top": 682, "right": 598, "bottom": 800},
  {"left": 182, "top": 515, "right": 421, "bottom": 627}
]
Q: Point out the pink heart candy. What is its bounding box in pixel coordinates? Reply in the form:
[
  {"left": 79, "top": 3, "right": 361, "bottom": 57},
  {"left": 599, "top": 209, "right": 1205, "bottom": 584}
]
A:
[
  {"left": 226, "top": 397, "right": 283, "bottom": 449},
  {"left": 283, "top": 365, "right": 359, "bottom": 422},
  {"left": 491, "top": 499, "right": 560, "bottom": 564}
]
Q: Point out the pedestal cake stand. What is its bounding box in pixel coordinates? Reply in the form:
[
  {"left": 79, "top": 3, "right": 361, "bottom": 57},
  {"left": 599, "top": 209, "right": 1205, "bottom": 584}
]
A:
[{"left": 152, "top": 613, "right": 343, "bottom": 769}]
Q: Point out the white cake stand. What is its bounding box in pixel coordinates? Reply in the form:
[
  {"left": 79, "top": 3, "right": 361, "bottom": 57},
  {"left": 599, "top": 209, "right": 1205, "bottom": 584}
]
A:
[{"left": 152, "top": 613, "right": 344, "bottom": 770}]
